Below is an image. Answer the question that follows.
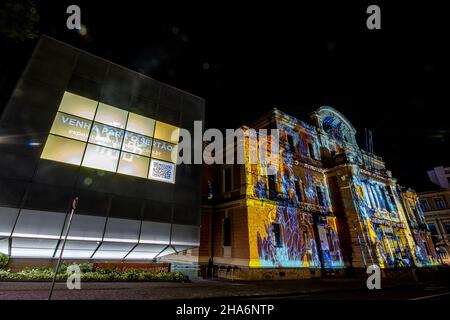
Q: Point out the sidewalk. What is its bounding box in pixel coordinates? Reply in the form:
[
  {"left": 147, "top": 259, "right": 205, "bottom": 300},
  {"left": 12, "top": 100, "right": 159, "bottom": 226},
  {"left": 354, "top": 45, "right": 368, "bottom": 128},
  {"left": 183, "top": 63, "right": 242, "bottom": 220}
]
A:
[{"left": 0, "top": 277, "right": 426, "bottom": 300}]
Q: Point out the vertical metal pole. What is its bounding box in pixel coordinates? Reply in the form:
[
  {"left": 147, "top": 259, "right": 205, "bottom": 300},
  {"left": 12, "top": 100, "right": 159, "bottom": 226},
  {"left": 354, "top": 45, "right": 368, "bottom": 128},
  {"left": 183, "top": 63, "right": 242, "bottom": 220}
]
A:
[{"left": 48, "top": 197, "right": 78, "bottom": 300}]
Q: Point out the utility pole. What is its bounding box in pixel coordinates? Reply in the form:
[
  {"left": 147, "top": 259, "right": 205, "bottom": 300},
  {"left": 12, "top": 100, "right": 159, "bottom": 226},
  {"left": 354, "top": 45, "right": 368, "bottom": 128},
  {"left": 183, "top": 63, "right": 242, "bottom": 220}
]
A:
[{"left": 48, "top": 197, "right": 78, "bottom": 300}]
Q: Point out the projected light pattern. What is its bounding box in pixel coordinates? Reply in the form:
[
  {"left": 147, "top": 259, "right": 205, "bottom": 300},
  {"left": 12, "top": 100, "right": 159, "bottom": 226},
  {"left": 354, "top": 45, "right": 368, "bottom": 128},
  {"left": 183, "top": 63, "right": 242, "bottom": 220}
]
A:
[
  {"left": 244, "top": 119, "right": 344, "bottom": 269},
  {"left": 401, "top": 190, "right": 438, "bottom": 266},
  {"left": 41, "top": 92, "right": 179, "bottom": 183},
  {"left": 256, "top": 207, "right": 321, "bottom": 268},
  {"left": 239, "top": 107, "right": 438, "bottom": 270},
  {"left": 350, "top": 174, "right": 437, "bottom": 267}
]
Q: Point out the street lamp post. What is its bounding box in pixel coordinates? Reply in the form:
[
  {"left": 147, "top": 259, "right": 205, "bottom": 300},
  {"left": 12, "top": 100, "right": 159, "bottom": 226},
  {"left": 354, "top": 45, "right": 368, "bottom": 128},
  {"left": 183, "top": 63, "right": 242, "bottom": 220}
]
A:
[{"left": 48, "top": 197, "right": 78, "bottom": 300}]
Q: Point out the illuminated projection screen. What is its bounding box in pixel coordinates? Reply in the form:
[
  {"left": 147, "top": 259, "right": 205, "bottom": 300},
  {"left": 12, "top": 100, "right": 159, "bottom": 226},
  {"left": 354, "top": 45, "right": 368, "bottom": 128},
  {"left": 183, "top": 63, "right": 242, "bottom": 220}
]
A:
[{"left": 40, "top": 91, "right": 180, "bottom": 183}]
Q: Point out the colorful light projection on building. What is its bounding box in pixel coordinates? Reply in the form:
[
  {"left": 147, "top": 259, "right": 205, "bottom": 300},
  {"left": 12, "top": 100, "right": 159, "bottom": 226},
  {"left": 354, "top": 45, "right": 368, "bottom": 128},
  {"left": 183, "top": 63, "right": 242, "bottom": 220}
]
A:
[
  {"left": 402, "top": 191, "right": 438, "bottom": 266},
  {"left": 255, "top": 206, "right": 321, "bottom": 268},
  {"left": 41, "top": 92, "right": 179, "bottom": 183},
  {"left": 350, "top": 174, "right": 437, "bottom": 267},
  {"left": 244, "top": 126, "right": 344, "bottom": 269}
]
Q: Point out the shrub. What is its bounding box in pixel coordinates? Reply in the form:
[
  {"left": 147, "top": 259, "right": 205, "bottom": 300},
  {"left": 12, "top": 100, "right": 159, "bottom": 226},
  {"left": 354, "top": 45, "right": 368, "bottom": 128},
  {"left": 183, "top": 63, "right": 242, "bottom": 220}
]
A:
[
  {"left": 0, "top": 266, "right": 188, "bottom": 282},
  {"left": 0, "top": 253, "right": 9, "bottom": 270}
]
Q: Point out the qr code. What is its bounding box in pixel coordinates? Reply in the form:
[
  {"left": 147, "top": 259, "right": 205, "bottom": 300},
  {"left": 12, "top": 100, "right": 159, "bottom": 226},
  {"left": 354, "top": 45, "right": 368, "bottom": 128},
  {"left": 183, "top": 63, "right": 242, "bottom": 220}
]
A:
[{"left": 151, "top": 160, "right": 174, "bottom": 182}]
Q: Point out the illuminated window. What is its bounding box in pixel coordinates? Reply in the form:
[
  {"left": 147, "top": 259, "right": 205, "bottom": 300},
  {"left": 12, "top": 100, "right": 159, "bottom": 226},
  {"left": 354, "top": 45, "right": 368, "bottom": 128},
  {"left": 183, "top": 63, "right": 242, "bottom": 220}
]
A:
[
  {"left": 148, "top": 159, "right": 175, "bottom": 183},
  {"left": 122, "top": 131, "right": 153, "bottom": 157},
  {"left": 41, "top": 91, "right": 181, "bottom": 183},
  {"left": 95, "top": 103, "right": 128, "bottom": 129},
  {"left": 40, "top": 135, "right": 85, "bottom": 165},
  {"left": 89, "top": 122, "right": 124, "bottom": 149},
  {"left": 326, "top": 230, "right": 335, "bottom": 252},
  {"left": 58, "top": 92, "right": 97, "bottom": 120},
  {"left": 154, "top": 121, "right": 180, "bottom": 144},
  {"left": 50, "top": 112, "right": 92, "bottom": 142},
  {"left": 82, "top": 144, "right": 120, "bottom": 172},
  {"left": 151, "top": 140, "right": 177, "bottom": 163},
  {"left": 117, "top": 152, "right": 150, "bottom": 178},
  {"left": 126, "top": 112, "right": 155, "bottom": 137},
  {"left": 295, "top": 178, "right": 303, "bottom": 202},
  {"left": 271, "top": 223, "right": 283, "bottom": 247}
]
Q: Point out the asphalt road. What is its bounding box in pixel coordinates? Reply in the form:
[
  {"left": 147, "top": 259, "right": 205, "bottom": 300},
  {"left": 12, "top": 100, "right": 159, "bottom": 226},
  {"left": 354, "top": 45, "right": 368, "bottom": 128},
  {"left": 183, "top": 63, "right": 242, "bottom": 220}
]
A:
[
  {"left": 0, "top": 279, "right": 449, "bottom": 300},
  {"left": 239, "top": 284, "right": 450, "bottom": 300}
]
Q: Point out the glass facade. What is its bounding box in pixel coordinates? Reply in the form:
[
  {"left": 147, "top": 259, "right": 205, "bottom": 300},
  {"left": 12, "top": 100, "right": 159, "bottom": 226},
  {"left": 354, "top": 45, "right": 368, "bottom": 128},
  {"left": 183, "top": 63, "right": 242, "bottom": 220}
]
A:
[{"left": 0, "top": 36, "right": 203, "bottom": 260}]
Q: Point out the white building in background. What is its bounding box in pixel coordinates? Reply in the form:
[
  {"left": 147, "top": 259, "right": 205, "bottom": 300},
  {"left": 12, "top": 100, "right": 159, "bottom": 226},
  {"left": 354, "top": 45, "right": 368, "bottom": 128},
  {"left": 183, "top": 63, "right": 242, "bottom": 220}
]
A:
[
  {"left": 419, "top": 165, "right": 450, "bottom": 264},
  {"left": 427, "top": 166, "right": 450, "bottom": 189}
]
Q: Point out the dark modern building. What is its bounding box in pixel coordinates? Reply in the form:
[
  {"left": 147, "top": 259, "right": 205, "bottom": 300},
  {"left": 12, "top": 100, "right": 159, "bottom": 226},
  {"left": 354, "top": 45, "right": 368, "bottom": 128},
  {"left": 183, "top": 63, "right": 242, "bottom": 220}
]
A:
[{"left": 0, "top": 36, "right": 204, "bottom": 262}]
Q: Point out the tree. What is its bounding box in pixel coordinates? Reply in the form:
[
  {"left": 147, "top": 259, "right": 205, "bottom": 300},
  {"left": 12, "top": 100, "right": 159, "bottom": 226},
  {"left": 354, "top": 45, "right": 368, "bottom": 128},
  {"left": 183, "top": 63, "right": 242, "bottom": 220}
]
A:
[{"left": 0, "top": 0, "right": 40, "bottom": 42}]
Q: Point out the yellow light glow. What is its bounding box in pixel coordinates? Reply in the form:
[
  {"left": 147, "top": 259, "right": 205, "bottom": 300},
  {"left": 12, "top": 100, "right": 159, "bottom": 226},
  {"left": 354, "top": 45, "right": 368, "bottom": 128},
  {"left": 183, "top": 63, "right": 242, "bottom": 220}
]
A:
[
  {"left": 82, "top": 144, "right": 120, "bottom": 172},
  {"left": 41, "top": 91, "right": 181, "bottom": 183},
  {"left": 154, "top": 121, "right": 180, "bottom": 144},
  {"left": 58, "top": 92, "right": 97, "bottom": 120},
  {"left": 50, "top": 112, "right": 92, "bottom": 142},
  {"left": 126, "top": 112, "right": 155, "bottom": 137},
  {"left": 117, "top": 152, "right": 150, "bottom": 178},
  {"left": 95, "top": 103, "right": 128, "bottom": 129},
  {"left": 40, "top": 135, "right": 85, "bottom": 165}
]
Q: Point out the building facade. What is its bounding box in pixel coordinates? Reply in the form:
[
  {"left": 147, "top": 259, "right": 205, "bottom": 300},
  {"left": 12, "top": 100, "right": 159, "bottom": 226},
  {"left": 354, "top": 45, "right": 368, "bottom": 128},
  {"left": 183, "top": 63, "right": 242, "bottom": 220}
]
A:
[
  {"left": 427, "top": 166, "right": 450, "bottom": 189},
  {"left": 0, "top": 36, "right": 204, "bottom": 262},
  {"left": 419, "top": 187, "right": 450, "bottom": 264},
  {"left": 187, "top": 107, "right": 438, "bottom": 280}
]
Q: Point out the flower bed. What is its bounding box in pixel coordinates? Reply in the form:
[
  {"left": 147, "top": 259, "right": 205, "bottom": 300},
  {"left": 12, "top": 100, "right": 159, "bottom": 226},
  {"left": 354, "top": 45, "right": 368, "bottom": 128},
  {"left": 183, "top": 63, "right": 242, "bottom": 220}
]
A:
[{"left": 0, "top": 263, "right": 188, "bottom": 282}]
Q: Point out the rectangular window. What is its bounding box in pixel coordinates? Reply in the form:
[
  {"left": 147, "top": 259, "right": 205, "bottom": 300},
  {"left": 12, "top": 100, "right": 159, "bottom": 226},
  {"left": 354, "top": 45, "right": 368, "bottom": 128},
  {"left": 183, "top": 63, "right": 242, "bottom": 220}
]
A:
[
  {"left": 287, "top": 135, "right": 294, "bottom": 149},
  {"left": 303, "top": 230, "right": 309, "bottom": 249},
  {"left": 40, "top": 135, "right": 85, "bottom": 165},
  {"left": 151, "top": 140, "right": 177, "bottom": 163},
  {"left": 223, "top": 218, "right": 231, "bottom": 247},
  {"left": 50, "top": 112, "right": 92, "bottom": 141},
  {"left": 316, "top": 186, "right": 325, "bottom": 206},
  {"left": 434, "top": 197, "right": 446, "bottom": 209},
  {"left": 126, "top": 112, "right": 155, "bottom": 137},
  {"left": 95, "top": 103, "right": 128, "bottom": 129},
  {"left": 428, "top": 224, "right": 438, "bottom": 235},
  {"left": 444, "top": 222, "right": 450, "bottom": 235},
  {"left": 89, "top": 122, "right": 124, "bottom": 149},
  {"left": 326, "top": 231, "right": 335, "bottom": 252},
  {"left": 154, "top": 121, "right": 180, "bottom": 144},
  {"left": 82, "top": 144, "right": 120, "bottom": 173},
  {"left": 58, "top": 91, "right": 97, "bottom": 120},
  {"left": 268, "top": 175, "right": 277, "bottom": 198},
  {"left": 122, "top": 131, "right": 153, "bottom": 157},
  {"left": 295, "top": 178, "right": 303, "bottom": 202},
  {"left": 224, "top": 167, "right": 232, "bottom": 192},
  {"left": 308, "top": 143, "right": 316, "bottom": 159},
  {"left": 272, "top": 223, "right": 283, "bottom": 247},
  {"left": 419, "top": 200, "right": 430, "bottom": 212},
  {"left": 117, "top": 152, "right": 150, "bottom": 179}
]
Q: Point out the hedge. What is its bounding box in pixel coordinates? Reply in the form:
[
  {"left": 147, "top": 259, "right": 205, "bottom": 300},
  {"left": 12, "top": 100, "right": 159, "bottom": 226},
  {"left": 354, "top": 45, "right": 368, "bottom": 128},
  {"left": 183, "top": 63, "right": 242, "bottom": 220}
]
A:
[{"left": 0, "top": 265, "right": 188, "bottom": 282}]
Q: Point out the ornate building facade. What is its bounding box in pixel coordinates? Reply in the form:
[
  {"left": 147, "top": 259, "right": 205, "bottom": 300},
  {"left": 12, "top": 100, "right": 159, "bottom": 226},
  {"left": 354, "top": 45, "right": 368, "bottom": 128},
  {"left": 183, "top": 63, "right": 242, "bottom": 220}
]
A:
[
  {"left": 419, "top": 187, "right": 450, "bottom": 264},
  {"left": 170, "top": 107, "right": 438, "bottom": 279}
]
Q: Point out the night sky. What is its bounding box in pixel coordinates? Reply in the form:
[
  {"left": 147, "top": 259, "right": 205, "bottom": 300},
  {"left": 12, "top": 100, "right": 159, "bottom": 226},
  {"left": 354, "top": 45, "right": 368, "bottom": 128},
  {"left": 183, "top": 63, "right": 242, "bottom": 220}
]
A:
[{"left": 23, "top": 1, "right": 450, "bottom": 191}]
